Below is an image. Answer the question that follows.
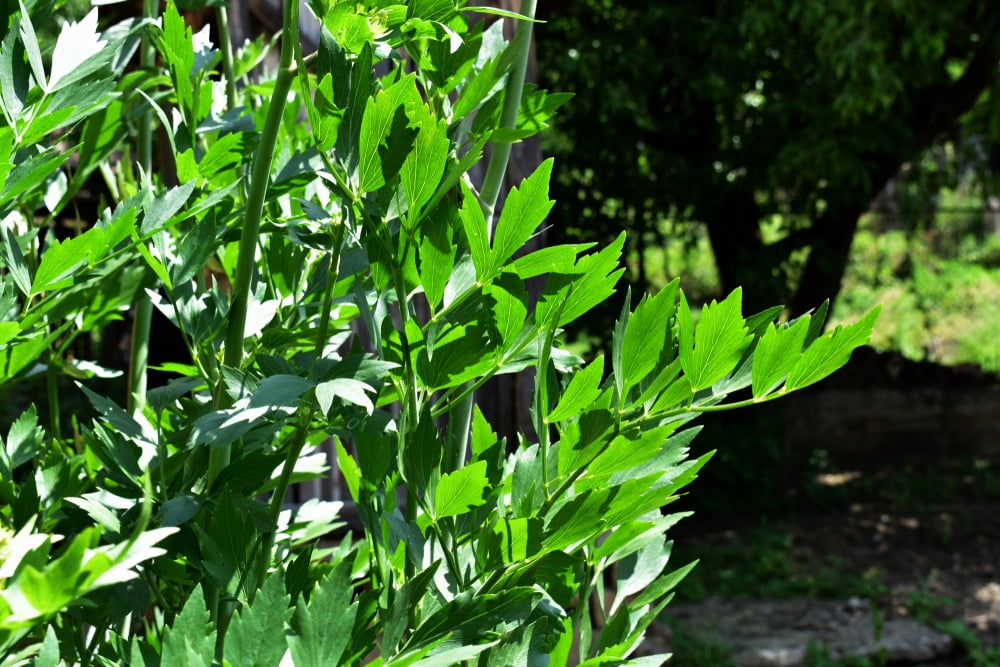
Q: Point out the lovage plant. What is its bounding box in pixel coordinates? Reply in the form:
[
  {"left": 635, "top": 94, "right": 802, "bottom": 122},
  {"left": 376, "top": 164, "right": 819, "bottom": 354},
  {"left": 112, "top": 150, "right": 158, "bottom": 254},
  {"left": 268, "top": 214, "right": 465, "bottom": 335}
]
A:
[{"left": 0, "top": 0, "right": 879, "bottom": 664}]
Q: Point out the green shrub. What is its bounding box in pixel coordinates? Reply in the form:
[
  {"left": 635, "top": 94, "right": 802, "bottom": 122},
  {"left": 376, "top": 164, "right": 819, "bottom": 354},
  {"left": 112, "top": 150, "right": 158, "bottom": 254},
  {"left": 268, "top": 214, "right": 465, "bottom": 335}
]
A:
[{"left": 0, "top": 1, "right": 877, "bottom": 664}]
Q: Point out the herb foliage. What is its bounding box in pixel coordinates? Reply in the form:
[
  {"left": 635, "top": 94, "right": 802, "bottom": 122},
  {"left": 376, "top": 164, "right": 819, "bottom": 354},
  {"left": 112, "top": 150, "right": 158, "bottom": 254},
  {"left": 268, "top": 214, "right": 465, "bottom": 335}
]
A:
[{"left": 0, "top": 1, "right": 878, "bottom": 664}]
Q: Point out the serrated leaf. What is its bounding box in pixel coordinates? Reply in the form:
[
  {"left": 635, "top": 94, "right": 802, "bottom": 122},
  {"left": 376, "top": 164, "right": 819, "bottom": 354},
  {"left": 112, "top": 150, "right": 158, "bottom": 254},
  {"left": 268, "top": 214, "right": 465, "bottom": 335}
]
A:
[
  {"left": 357, "top": 74, "right": 419, "bottom": 193},
  {"left": 452, "top": 52, "right": 507, "bottom": 119},
  {"left": 142, "top": 180, "right": 197, "bottom": 234},
  {"left": 399, "top": 406, "right": 441, "bottom": 496},
  {"left": 226, "top": 574, "right": 291, "bottom": 667},
  {"left": 548, "top": 355, "right": 604, "bottom": 423},
  {"left": 419, "top": 202, "right": 456, "bottom": 309},
  {"left": 539, "top": 233, "right": 626, "bottom": 327},
  {"left": 611, "top": 539, "right": 671, "bottom": 613},
  {"left": 161, "top": 586, "right": 214, "bottom": 667},
  {"left": 48, "top": 9, "right": 106, "bottom": 91},
  {"left": 1, "top": 149, "right": 73, "bottom": 211},
  {"left": 315, "top": 378, "right": 375, "bottom": 415},
  {"left": 35, "top": 625, "right": 58, "bottom": 667},
  {"left": 248, "top": 374, "right": 314, "bottom": 409},
  {"left": 17, "top": 1, "right": 45, "bottom": 90},
  {"left": 489, "top": 271, "right": 528, "bottom": 349},
  {"left": 679, "top": 288, "right": 752, "bottom": 391},
  {"left": 383, "top": 563, "right": 439, "bottom": 655},
  {"left": 435, "top": 460, "right": 489, "bottom": 517},
  {"left": 489, "top": 159, "right": 554, "bottom": 275},
  {"left": 401, "top": 110, "right": 449, "bottom": 224},
  {"left": 6, "top": 404, "right": 43, "bottom": 469},
  {"left": 459, "top": 182, "right": 490, "bottom": 279},
  {"left": 751, "top": 316, "right": 810, "bottom": 397},
  {"left": 1, "top": 228, "right": 31, "bottom": 295},
  {"left": 621, "top": 280, "right": 678, "bottom": 392},
  {"left": 786, "top": 306, "right": 880, "bottom": 390},
  {"left": 30, "top": 232, "right": 96, "bottom": 295},
  {"left": 199, "top": 132, "right": 244, "bottom": 181},
  {"left": 289, "top": 559, "right": 357, "bottom": 667}
]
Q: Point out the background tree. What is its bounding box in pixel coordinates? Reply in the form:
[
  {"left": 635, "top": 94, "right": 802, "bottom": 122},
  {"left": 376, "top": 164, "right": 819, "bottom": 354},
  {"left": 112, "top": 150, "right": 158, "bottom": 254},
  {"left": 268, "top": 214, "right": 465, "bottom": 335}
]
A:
[{"left": 537, "top": 0, "right": 1000, "bottom": 315}]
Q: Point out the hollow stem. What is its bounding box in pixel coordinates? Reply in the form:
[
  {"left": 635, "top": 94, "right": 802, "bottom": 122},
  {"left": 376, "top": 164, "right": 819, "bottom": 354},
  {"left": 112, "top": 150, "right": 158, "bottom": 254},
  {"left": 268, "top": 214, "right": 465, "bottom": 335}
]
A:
[
  {"left": 215, "top": 5, "right": 238, "bottom": 109},
  {"left": 206, "top": 0, "right": 300, "bottom": 488},
  {"left": 447, "top": 0, "right": 539, "bottom": 468},
  {"left": 126, "top": 0, "right": 159, "bottom": 417}
]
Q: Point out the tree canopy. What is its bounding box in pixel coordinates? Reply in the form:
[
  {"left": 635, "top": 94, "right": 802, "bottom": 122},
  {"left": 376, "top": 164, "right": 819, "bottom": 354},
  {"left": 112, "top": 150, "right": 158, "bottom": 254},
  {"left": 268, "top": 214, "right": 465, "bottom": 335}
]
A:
[{"left": 537, "top": 0, "right": 1000, "bottom": 314}]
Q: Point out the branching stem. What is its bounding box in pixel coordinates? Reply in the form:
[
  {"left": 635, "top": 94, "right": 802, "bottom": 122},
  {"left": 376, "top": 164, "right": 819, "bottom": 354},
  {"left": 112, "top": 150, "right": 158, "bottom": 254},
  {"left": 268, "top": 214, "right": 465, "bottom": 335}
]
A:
[
  {"left": 206, "top": 0, "right": 300, "bottom": 487},
  {"left": 447, "top": 1, "right": 540, "bottom": 468},
  {"left": 126, "top": 0, "right": 159, "bottom": 417}
]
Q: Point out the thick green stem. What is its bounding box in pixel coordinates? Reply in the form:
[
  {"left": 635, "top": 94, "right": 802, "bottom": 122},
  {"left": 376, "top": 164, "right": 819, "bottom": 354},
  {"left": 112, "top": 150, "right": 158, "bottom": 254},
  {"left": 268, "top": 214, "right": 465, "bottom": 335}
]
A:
[
  {"left": 478, "top": 0, "right": 539, "bottom": 226},
  {"left": 447, "top": 1, "right": 539, "bottom": 467},
  {"left": 206, "top": 0, "right": 300, "bottom": 488},
  {"left": 215, "top": 5, "right": 238, "bottom": 109},
  {"left": 126, "top": 0, "right": 159, "bottom": 417}
]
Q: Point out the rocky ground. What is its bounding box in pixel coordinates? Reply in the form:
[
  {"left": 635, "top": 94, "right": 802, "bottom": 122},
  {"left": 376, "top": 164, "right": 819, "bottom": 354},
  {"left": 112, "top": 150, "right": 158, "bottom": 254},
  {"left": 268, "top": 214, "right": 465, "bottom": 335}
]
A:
[{"left": 649, "top": 494, "right": 1000, "bottom": 665}]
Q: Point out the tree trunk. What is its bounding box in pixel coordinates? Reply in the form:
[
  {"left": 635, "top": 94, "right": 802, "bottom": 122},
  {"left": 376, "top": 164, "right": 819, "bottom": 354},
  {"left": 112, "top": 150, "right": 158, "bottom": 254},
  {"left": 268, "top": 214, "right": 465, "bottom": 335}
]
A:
[{"left": 787, "top": 206, "right": 862, "bottom": 317}]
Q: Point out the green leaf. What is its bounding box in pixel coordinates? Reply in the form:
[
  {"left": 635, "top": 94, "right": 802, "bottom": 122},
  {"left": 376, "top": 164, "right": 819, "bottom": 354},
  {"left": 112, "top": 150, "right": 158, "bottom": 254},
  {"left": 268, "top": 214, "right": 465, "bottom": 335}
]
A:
[
  {"left": 611, "top": 288, "right": 630, "bottom": 400},
  {"left": 5, "top": 404, "right": 42, "bottom": 469},
  {"left": 248, "top": 374, "right": 314, "bottom": 409},
  {"left": 161, "top": 586, "right": 214, "bottom": 667},
  {"left": 452, "top": 52, "right": 508, "bottom": 119},
  {"left": 30, "top": 232, "right": 95, "bottom": 295},
  {"left": 548, "top": 355, "right": 604, "bottom": 423},
  {"left": 489, "top": 159, "right": 554, "bottom": 275},
  {"left": 325, "top": 7, "right": 375, "bottom": 54},
  {"left": 610, "top": 538, "right": 671, "bottom": 613},
  {"left": 419, "top": 202, "right": 457, "bottom": 309},
  {"left": 434, "top": 460, "right": 489, "bottom": 517},
  {"left": 383, "top": 563, "right": 439, "bottom": 655},
  {"left": 786, "top": 306, "right": 880, "bottom": 391},
  {"left": 461, "top": 6, "right": 545, "bottom": 22},
  {"left": 459, "top": 182, "right": 490, "bottom": 279},
  {"left": 1, "top": 149, "right": 73, "bottom": 210},
  {"left": 226, "top": 574, "right": 292, "bottom": 667},
  {"left": 401, "top": 110, "right": 450, "bottom": 224},
  {"left": 357, "top": 74, "right": 420, "bottom": 193},
  {"left": 489, "top": 271, "right": 528, "bottom": 350},
  {"left": 0, "top": 22, "right": 28, "bottom": 119},
  {"left": 0, "top": 321, "right": 17, "bottom": 346},
  {"left": 404, "top": 588, "right": 539, "bottom": 651},
  {"left": 142, "top": 181, "right": 197, "bottom": 235},
  {"left": 1, "top": 228, "right": 31, "bottom": 295},
  {"left": 510, "top": 243, "right": 591, "bottom": 279},
  {"left": 335, "top": 439, "right": 361, "bottom": 502},
  {"left": 199, "top": 132, "right": 245, "bottom": 181},
  {"left": 17, "top": 0, "right": 45, "bottom": 91},
  {"left": 315, "top": 378, "right": 376, "bottom": 415},
  {"left": 408, "top": 0, "right": 456, "bottom": 22},
  {"left": 399, "top": 406, "right": 441, "bottom": 496},
  {"left": 633, "top": 560, "right": 698, "bottom": 607},
  {"left": 35, "top": 625, "right": 58, "bottom": 667},
  {"left": 48, "top": 9, "right": 106, "bottom": 92},
  {"left": 289, "top": 560, "right": 357, "bottom": 667},
  {"left": 161, "top": 0, "right": 196, "bottom": 123},
  {"left": 678, "top": 288, "right": 752, "bottom": 391},
  {"left": 751, "top": 316, "right": 810, "bottom": 397},
  {"left": 621, "top": 280, "right": 678, "bottom": 392},
  {"left": 539, "top": 233, "right": 626, "bottom": 327}
]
